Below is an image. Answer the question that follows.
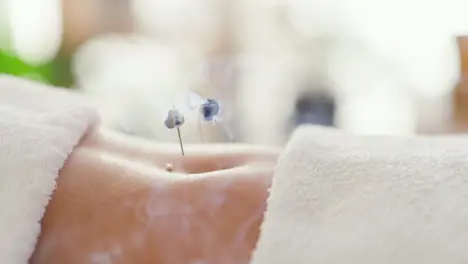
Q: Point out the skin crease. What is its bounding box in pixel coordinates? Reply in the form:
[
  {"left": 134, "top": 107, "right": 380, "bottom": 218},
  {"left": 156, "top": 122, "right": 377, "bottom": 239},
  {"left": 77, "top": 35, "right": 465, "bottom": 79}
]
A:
[{"left": 29, "top": 127, "right": 280, "bottom": 264}]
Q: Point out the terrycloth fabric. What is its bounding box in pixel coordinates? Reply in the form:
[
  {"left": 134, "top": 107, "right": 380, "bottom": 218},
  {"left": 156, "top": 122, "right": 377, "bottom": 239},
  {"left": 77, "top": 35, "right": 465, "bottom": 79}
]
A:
[
  {"left": 252, "top": 125, "right": 468, "bottom": 264},
  {"left": 0, "top": 75, "right": 97, "bottom": 264}
]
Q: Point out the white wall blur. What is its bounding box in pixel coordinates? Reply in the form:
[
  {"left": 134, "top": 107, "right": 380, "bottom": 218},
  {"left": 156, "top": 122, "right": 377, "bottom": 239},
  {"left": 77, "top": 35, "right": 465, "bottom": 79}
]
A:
[
  {"left": 3, "top": 0, "right": 62, "bottom": 65},
  {"left": 0, "top": 0, "right": 461, "bottom": 147},
  {"left": 233, "top": 0, "right": 458, "bottom": 146},
  {"left": 72, "top": 0, "right": 233, "bottom": 144}
]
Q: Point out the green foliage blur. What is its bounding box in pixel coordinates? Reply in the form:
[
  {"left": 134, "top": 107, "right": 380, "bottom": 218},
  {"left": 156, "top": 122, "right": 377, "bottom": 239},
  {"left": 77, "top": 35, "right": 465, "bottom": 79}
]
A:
[{"left": 0, "top": 48, "right": 74, "bottom": 88}]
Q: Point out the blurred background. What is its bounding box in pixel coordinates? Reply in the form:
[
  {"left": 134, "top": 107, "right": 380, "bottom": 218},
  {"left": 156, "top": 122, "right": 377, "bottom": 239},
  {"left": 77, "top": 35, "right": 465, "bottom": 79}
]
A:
[{"left": 2, "top": 0, "right": 468, "bottom": 147}]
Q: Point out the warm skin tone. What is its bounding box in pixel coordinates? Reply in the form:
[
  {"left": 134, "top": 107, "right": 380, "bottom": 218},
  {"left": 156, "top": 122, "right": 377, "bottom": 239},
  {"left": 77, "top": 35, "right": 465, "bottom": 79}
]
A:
[{"left": 29, "top": 127, "right": 279, "bottom": 264}]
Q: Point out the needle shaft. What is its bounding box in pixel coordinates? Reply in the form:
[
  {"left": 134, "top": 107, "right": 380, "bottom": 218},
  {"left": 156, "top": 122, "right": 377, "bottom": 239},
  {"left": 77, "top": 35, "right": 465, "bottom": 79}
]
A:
[{"left": 177, "top": 127, "right": 185, "bottom": 156}]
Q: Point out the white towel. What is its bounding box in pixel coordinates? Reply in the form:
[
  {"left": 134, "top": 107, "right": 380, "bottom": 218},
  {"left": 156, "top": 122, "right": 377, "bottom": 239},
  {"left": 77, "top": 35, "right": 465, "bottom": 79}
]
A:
[
  {"left": 252, "top": 125, "right": 468, "bottom": 264},
  {"left": 0, "top": 75, "right": 97, "bottom": 264}
]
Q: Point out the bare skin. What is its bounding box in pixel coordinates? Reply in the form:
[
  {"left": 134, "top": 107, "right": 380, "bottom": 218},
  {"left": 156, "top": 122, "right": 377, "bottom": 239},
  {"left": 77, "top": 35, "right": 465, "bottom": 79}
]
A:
[{"left": 29, "top": 127, "right": 279, "bottom": 264}]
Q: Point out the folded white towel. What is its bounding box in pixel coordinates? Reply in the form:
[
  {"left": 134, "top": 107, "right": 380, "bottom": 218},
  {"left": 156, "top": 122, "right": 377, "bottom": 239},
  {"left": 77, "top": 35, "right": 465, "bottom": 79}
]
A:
[
  {"left": 0, "top": 75, "right": 97, "bottom": 264},
  {"left": 252, "top": 125, "right": 468, "bottom": 264}
]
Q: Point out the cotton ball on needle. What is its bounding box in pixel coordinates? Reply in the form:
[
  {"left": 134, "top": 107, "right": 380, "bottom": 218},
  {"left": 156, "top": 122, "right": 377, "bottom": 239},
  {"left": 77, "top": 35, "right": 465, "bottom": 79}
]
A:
[
  {"left": 185, "top": 92, "right": 224, "bottom": 142},
  {"left": 164, "top": 107, "right": 185, "bottom": 156},
  {"left": 201, "top": 98, "right": 221, "bottom": 122},
  {"left": 164, "top": 107, "right": 185, "bottom": 129}
]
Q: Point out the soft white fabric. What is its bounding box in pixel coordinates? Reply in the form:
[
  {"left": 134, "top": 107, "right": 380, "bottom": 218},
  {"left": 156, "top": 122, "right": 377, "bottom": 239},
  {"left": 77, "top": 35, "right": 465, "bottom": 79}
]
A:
[
  {"left": 0, "top": 75, "right": 97, "bottom": 264},
  {"left": 252, "top": 125, "right": 468, "bottom": 264}
]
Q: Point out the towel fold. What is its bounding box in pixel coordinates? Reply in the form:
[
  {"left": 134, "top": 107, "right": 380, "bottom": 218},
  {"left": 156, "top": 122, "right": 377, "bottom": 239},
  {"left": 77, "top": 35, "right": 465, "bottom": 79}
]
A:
[
  {"left": 0, "top": 75, "right": 97, "bottom": 264},
  {"left": 252, "top": 125, "right": 468, "bottom": 264}
]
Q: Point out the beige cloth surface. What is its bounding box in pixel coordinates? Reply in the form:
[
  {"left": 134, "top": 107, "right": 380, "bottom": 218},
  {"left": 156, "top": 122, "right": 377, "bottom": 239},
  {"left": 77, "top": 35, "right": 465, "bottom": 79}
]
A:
[
  {"left": 252, "top": 125, "right": 468, "bottom": 264},
  {"left": 0, "top": 75, "right": 97, "bottom": 264}
]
